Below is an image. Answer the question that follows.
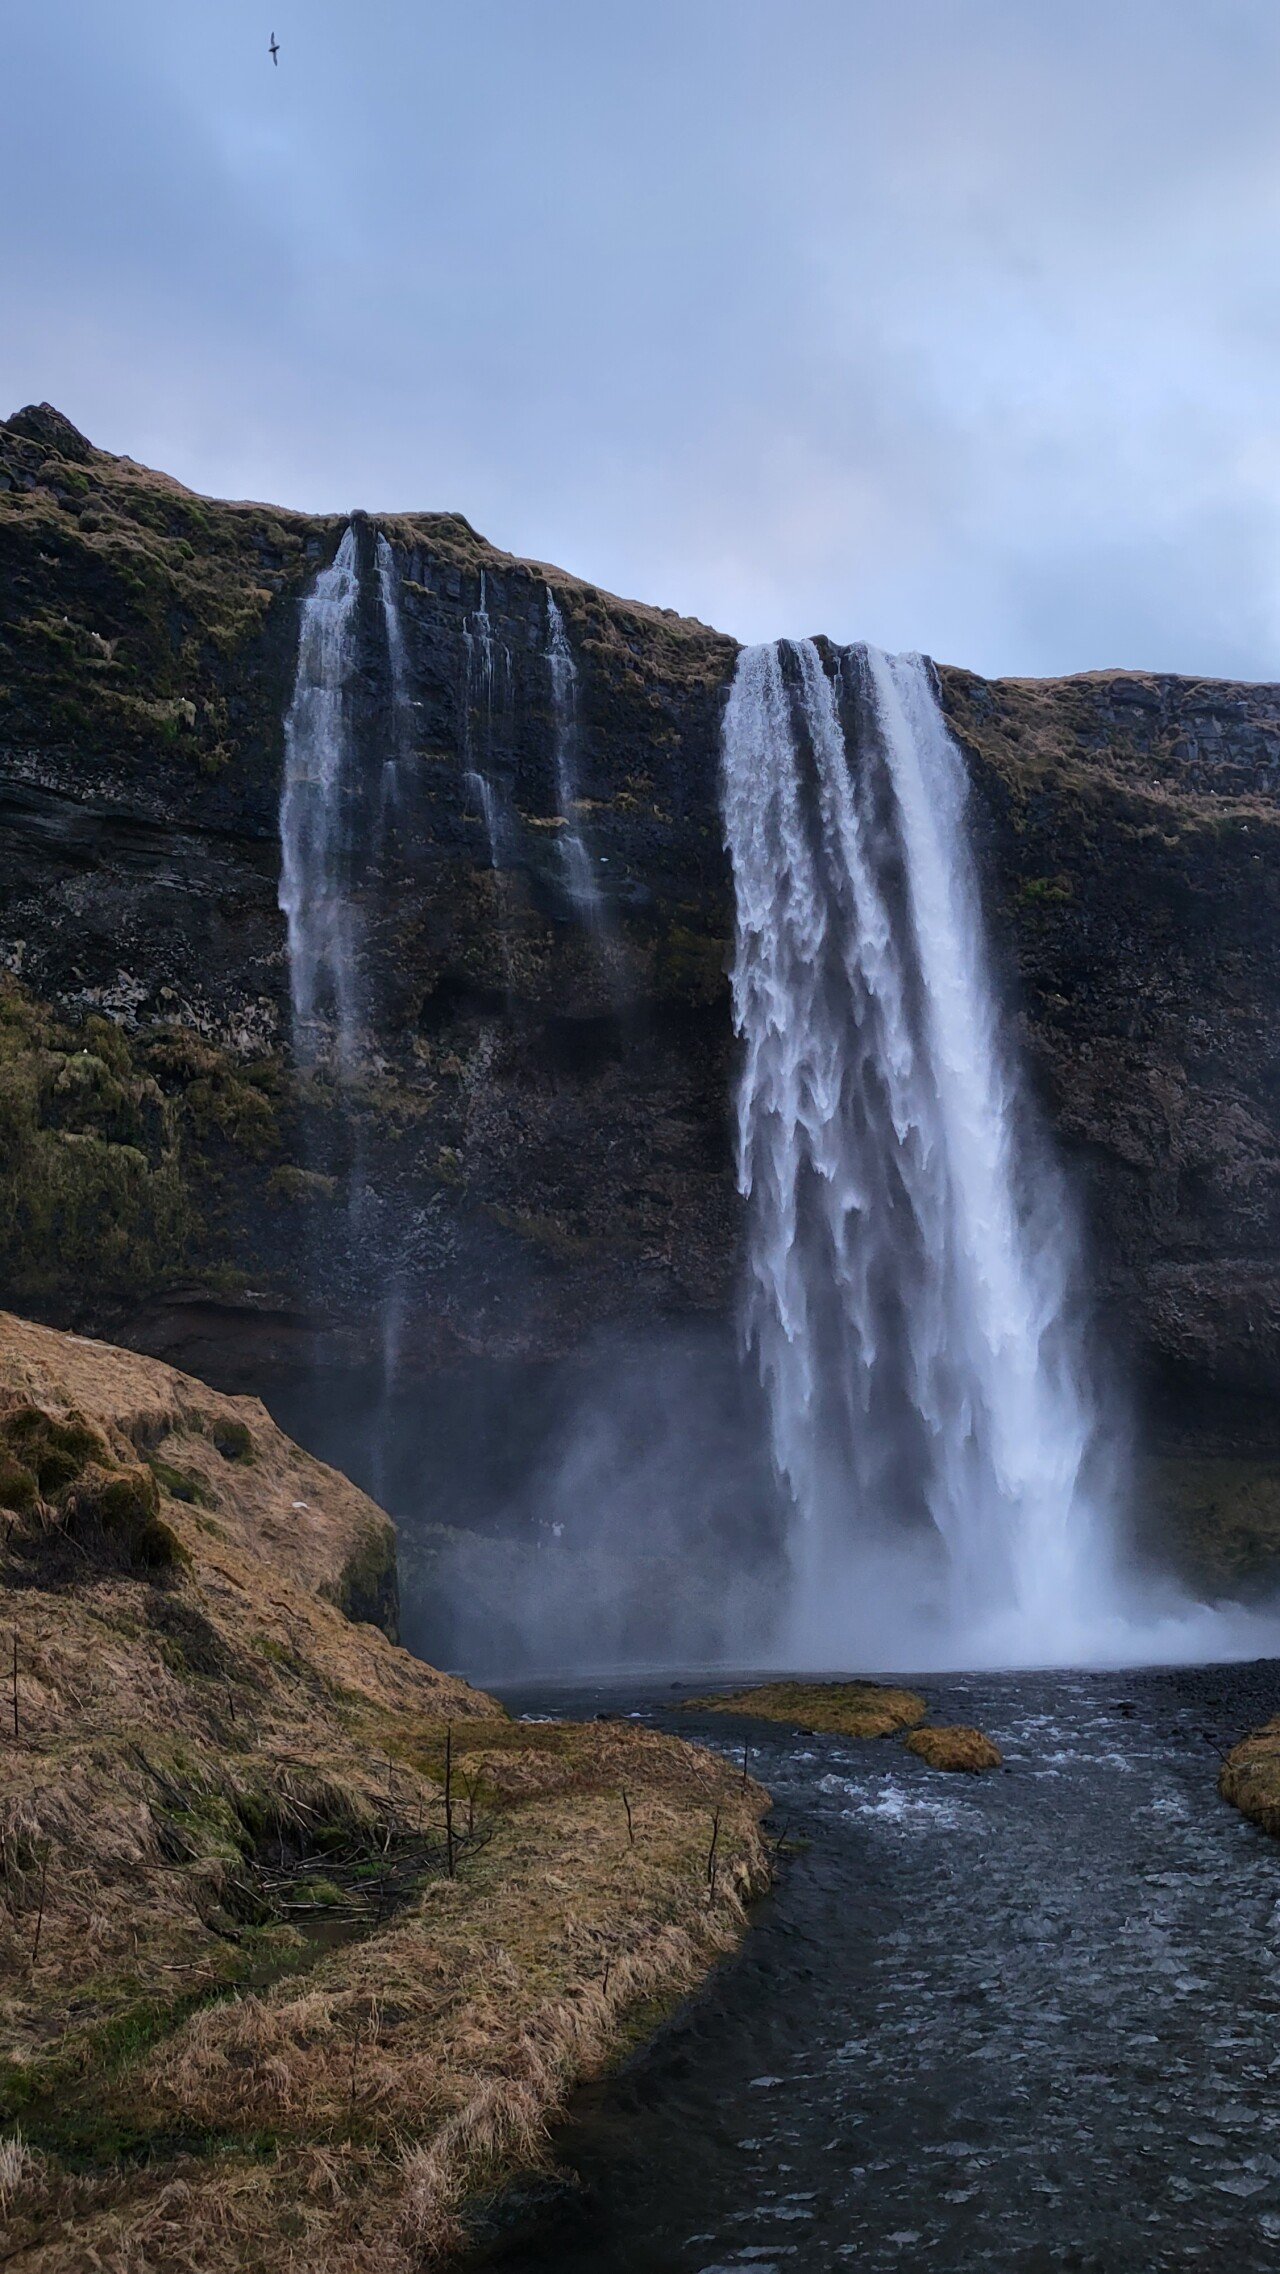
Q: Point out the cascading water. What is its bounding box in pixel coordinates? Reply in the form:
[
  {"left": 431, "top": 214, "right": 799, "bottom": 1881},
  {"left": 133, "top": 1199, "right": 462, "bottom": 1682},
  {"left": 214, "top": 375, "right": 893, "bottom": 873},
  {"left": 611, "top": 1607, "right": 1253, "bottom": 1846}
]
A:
[
  {"left": 722, "top": 637, "right": 1117, "bottom": 1665},
  {"left": 280, "top": 525, "right": 406, "bottom": 1477},
  {"left": 462, "top": 570, "right": 511, "bottom": 872},
  {"left": 278, "top": 524, "right": 362, "bottom": 1069},
  {"left": 546, "top": 590, "right": 602, "bottom": 921},
  {"left": 374, "top": 533, "right": 411, "bottom": 844}
]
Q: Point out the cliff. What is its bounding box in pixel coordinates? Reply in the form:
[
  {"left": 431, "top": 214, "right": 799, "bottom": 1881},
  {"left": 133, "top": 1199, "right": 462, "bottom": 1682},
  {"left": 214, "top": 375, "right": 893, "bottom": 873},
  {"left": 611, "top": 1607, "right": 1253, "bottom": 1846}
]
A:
[{"left": 3, "top": 401, "right": 1280, "bottom": 1551}]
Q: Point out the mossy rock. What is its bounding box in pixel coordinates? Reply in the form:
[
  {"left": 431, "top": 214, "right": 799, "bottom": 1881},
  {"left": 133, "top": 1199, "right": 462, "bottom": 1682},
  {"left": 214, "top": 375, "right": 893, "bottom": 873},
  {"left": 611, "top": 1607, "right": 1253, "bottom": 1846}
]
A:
[
  {"left": 268, "top": 1165, "right": 338, "bottom": 1204},
  {"left": 146, "top": 1456, "right": 215, "bottom": 1509},
  {"left": 685, "top": 1680, "right": 927, "bottom": 1740},
  {"left": 1, "top": 1404, "right": 107, "bottom": 1495},
  {"left": 0, "top": 1446, "right": 38, "bottom": 1515},
  {"left": 64, "top": 1461, "right": 186, "bottom": 1572},
  {"left": 322, "top": 1515, "right": 400, "bottom": 1640},
  {"left": 208, "top": 1416, "right": 255, "bottom": 1465},
  {"left": 1142, "top": 1456, "right": 1280, "bottom": 1594},
  {"left": 4, "top": 1439, "right": 186, "bottom": 1579},
  {"left": 905, "top": 1725, "right": 1002, "bottom": 1773}
]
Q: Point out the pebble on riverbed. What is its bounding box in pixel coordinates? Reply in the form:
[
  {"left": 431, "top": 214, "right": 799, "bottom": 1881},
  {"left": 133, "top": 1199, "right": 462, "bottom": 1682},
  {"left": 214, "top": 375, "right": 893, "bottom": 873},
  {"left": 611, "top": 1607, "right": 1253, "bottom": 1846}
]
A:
[{"left": 905, "top": 1725, "right": 1003, "bottom": 1773}]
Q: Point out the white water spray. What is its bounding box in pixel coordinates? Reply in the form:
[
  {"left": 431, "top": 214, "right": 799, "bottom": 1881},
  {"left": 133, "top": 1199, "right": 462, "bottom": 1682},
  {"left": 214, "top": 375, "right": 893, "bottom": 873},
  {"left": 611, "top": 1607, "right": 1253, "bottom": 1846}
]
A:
[
  {"left": 279, "top": 525, "right": 362, "bottom": 1069},
  {"left": 723, "top": 638, "right": 1118, "bottom": 1666}
]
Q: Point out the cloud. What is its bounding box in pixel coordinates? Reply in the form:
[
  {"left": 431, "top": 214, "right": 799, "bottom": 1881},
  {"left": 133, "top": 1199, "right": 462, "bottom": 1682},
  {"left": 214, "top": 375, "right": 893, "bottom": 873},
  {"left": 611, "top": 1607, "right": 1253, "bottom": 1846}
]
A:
[{"left": 4, "top": 0, "right": 1280, "bottom": 676}]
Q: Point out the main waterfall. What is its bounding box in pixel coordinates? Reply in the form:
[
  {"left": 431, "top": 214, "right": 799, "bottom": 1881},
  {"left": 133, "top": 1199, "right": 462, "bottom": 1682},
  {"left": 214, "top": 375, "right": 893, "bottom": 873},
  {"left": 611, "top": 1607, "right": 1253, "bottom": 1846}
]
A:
[{"left": 723, "top": 638, "right": 1116, "bottom": 1664}]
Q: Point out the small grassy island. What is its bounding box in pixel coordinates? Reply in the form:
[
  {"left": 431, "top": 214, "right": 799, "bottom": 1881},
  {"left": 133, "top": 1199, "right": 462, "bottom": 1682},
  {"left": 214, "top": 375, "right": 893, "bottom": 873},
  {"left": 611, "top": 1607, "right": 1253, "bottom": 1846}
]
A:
[
  {"left": 0, "top": 1313, "right": 769, "bottom": 2270},
  {"left": 906, "top": 1725, "right": 1004, "bottom": 1773},
  {"left": 1219, "top": 1717, "right": 1280, "bottom": 1838},
  {"left": 686, "top": 1682, "right": 1003, "bottom": 1773},
  {"left": 686, "top": 1679, "right": 927, "bottom": 1740}
]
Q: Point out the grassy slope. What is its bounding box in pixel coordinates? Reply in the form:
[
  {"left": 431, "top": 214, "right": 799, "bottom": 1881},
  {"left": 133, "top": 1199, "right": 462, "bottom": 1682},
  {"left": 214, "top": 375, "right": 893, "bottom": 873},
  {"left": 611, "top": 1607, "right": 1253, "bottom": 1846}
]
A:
[{"left": 0, "top": 1314, "right": 769, "bottom": 2268}]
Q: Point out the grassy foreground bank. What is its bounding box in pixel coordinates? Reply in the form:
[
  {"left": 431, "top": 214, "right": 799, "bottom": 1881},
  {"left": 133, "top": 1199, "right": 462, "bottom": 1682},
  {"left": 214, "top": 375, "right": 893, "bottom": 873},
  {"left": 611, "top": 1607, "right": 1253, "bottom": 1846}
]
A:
[{"left": 0, "top": 1313, "right": 769, "bottom": 2268}]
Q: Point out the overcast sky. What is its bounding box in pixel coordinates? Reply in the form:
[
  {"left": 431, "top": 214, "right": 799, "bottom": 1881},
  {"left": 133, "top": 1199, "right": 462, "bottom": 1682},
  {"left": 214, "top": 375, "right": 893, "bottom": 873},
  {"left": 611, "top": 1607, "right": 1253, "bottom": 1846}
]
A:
[{"left": 5, "top": 0, "right": 1280, "bottom": 677}]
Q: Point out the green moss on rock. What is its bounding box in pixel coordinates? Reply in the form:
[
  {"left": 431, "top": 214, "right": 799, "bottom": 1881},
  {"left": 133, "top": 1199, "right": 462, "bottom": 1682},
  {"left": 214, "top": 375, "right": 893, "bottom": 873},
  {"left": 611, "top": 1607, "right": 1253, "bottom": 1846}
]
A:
[
  {"left": 208, "top": 1416, "right": 256, "bottom": 1465},
  {"left": 323, "top": 1515, "right": 400, "bottom": 1639}
]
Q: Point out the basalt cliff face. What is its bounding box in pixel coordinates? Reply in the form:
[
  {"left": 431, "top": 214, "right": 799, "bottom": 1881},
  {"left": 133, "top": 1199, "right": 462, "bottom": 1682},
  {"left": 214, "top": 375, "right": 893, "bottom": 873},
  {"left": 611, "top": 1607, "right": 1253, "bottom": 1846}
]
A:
[{"left": 2, "top": 403, "right": 1279, "bottom": 1491}]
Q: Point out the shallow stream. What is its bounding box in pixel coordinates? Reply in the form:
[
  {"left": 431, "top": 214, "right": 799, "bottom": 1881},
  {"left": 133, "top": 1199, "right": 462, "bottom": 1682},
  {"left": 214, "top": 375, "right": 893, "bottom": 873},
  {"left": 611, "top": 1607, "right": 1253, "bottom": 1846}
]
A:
[{"left": 483, "top": 1660, "right": 1280, "bottom": 2273}]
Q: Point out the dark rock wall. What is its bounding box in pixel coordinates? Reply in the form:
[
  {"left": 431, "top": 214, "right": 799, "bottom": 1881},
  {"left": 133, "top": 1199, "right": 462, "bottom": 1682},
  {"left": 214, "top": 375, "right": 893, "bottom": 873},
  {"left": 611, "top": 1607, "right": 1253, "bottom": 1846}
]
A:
[
  {"left": 3, "top": 405, "right": 1280, "bottom": 1462},
  {"left": 942, "top": 670, "right": 1280, "bottom": 1449}
]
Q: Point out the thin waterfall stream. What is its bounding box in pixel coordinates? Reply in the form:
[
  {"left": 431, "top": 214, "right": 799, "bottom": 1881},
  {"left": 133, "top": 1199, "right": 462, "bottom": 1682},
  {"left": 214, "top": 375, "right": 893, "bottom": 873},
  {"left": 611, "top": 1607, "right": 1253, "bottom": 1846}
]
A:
[
  {"left": 547, "top": 588, "right": 602, "bottom": 921},
  {"left": 278, "top": 523, "right": 363, "bottom": 1069},
  {"left": 463, "top": 568, "right": 512, "bottom": 874},
  {"left": 280, "top": 524, "right": 409, "bottom": 1497}
]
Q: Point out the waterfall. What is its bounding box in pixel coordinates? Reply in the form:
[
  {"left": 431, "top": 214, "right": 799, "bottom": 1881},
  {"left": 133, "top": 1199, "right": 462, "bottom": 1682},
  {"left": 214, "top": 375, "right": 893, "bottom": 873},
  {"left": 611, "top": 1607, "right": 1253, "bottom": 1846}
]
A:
[
  {"left": 722, "top": 638, "right": 1114, "bottom": 1664},
  {"left": 278, "top": 525, "right": 362, "bottom": 1069},
  {"left": 280, "top": 524, "right": 419, "bottom": 1497},
  {"left": 462, "top": 570, "right": 511, "bottom": 871},
  {"left": 546, "top": 590, "right": 602, "bottom": 921},
  {"left": 375, "top": 533, "right": 410, "bottom": 740},
  {"left": 375, "top": 533, "right": 411, "bottom": 843}
]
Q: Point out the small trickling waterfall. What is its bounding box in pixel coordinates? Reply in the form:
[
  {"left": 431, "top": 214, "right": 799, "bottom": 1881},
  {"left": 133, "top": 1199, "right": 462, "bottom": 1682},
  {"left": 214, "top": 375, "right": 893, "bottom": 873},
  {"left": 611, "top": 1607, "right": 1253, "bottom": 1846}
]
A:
[
  {"left": 722, "top": 638, "right": 1114, "bottom": 1663},
  {"left": 546, "top": 590, "right": 602, "bottom": 921},
  {"left": 374, "top": 533, "right": 411, "bottom": 843},
  {"left": 278, "top": 524, "right": 362, "bottom": 1068},
  {"left": 462, "top": 570, "right": 511, "bottom": 871}
]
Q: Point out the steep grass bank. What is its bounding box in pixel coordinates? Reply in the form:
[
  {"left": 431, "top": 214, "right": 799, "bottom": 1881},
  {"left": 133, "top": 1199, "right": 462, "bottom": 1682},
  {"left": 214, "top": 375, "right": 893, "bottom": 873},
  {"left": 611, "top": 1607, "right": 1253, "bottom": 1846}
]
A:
[{"left": 0, "top": 1314, "right": 769, "bottom": 2267}]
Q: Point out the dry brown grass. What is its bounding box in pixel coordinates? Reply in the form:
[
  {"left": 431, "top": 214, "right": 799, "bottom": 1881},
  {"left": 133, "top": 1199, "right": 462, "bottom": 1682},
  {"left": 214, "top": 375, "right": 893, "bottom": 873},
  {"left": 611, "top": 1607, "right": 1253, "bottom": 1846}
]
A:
[
  {"left": 1220, "top": 1716, "right": 1280, "bottom": 1838},
  {"left": 0, "top": 1311, "right": 400, "bottom": 1627},
  {"left": 0, "top": 1314, "right": 770, "bottom": 2268},
  {"left": 905, "top": 1726, "right": 1002, "bottom": 1773},
  {"left": 686, "top": 1679, "right": 927, "bottom": 1740}
]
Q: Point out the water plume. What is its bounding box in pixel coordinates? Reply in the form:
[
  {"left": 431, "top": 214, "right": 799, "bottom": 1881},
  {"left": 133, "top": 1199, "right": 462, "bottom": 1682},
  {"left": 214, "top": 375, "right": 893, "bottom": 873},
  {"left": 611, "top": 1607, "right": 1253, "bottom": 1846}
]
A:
[{"left": 722, "top": 637, "right": 1121, "bottom": 1666}]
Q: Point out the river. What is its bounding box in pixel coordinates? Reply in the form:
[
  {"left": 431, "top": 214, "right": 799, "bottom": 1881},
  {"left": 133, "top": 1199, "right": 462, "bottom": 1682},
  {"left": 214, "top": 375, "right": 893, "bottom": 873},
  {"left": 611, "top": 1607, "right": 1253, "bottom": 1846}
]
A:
[{"left": 476, "top": 1659, "right": 1280, "bottom": 2272}]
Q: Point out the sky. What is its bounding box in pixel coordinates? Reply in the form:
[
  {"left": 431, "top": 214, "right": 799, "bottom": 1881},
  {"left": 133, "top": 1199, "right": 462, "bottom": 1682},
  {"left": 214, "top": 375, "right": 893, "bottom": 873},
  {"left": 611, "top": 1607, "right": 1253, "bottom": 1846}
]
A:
[{"left": 5, "top": 0, "right": 1280, "bottom": 678}]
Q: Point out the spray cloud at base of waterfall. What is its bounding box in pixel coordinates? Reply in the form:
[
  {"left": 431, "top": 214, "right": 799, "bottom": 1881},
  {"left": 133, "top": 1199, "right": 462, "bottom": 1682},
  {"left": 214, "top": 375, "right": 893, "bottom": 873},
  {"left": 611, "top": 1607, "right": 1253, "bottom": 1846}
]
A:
[
  {"left": 271, "top": 1323, "right": 787, "bottom": 1683},
  {"left": 721, "top": 636, "right": 1140, "bottom": 1670}
]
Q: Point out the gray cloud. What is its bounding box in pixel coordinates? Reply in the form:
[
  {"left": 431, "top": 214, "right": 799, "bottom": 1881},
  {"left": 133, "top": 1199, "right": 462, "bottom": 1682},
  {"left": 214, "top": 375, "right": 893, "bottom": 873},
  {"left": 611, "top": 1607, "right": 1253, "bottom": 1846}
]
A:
[{"left": 4, "top": 0, "right": 1280, "bottom": 676}]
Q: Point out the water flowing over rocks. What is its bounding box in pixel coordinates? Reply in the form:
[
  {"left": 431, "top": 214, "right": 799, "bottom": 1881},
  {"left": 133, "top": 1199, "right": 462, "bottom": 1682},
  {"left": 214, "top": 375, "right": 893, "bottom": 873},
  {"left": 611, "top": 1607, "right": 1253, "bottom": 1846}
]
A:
[{"left": 3, "top": 403, "right": 1280, "bottom": 1614}]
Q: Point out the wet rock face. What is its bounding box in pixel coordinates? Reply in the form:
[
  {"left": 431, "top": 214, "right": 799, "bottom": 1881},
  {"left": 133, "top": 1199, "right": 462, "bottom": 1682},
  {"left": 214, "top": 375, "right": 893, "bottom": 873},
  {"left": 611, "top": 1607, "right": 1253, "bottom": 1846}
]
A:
[
  {"left": 940, "top": 669, "right": 1280, "bottom": 1448},
  {"left": 2, "top": 405, "right": 1279, "bottom": 1457}
]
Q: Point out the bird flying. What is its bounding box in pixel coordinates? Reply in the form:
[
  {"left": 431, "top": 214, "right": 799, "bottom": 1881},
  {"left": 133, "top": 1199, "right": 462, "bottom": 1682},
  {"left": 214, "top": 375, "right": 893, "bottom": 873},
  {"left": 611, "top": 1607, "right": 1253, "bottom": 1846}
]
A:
[{"left": 269, "top": 33, "right": 280, "bottom": 64}]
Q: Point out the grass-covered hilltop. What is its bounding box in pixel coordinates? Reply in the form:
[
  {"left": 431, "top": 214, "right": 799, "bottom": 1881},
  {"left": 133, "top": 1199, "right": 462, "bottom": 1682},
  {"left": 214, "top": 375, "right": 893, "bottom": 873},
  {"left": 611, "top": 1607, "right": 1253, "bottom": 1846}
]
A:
[
  {"left": 4, "top": 401, "right": 1280, "bottom": 1600},
  {"left": 0, "top": 1312, "right": 769, "bottom": 2268}
]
